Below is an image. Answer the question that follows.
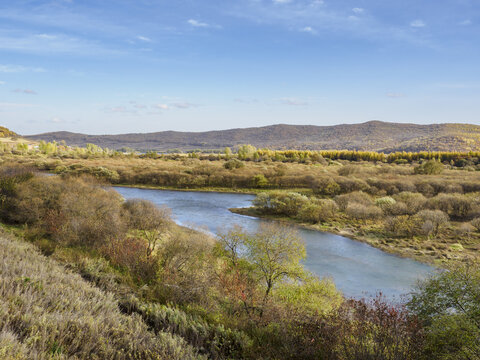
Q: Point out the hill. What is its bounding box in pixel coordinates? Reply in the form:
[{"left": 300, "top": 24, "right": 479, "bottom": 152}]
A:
[
  {"left": 0, "top": 230, "right": 203, "bottom": 359},
  {"left": 0, "top": 126, "right": 18, "bottom": 138},
  {"left": 24, "top": 121, "right": 480, "bottom": 153}
]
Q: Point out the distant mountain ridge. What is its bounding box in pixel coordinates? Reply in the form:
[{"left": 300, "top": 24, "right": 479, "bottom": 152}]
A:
[{"left": 24, "top": 121, "right": 480, "bottom": 153}]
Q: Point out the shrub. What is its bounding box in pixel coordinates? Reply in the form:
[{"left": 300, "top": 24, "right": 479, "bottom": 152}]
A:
[
  {"left": 385, "top": 215, "right": 419, "bottom": 237},
  {"left": 375, "top": 196, "right": 396, "bottom": 211},
  {"left": 414, "top": 160, "right": 444, "bottom": 175},
  {"left": 224, "top": 159, "right": 245, "bottom": 170},
  {"left": 471, "top": 217, "right": 480, "bottom": 232},
  {"left": 335, "top": 191, "right": 373, "bottom": 211},
  {"left": 427, "top": 193, "right": 473, "bottom": 220},
  {"left": 120, "top": 296, "right": 252, "bottom": 360},
  {"left": 415, "top": 210, "right": 449, "bottom": 237},
  {"left": 345, "top": 202, "right": 382, "bottom": 221},
  {"left": 297, "top": 199, "right": 338, "bottom": 223},
  {"left": 312, "top": 177, "right": 341, "bottom": 196},
  {"left": 155, "top": 229, "right": 215, "bottom": 304},
  {"left": 393, "top": 192, "right": 427, "bottom": 215},
  {"left": 408, "top": 263, "right": 480, "bottom": 359},
  {"left": 102, "top": 236, "right": 159, "bottom": 282},
  {"left": 252, "top": 174, "right": 269, "bottom": 188},
  {"left": 123, "top": 199, "right": 171, "bottom": 256}
]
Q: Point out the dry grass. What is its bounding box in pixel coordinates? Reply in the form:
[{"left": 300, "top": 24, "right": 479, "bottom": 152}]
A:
[{"left": 0, "top": 230, "right": 205, "bottom": 360}]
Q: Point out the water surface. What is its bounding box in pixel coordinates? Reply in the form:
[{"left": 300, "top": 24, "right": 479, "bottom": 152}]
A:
[{"left": 115, "top": 187, "right": 434, "bottom": 298}]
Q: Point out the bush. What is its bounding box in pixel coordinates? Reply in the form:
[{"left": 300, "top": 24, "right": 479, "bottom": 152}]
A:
[
  {"left": 335, "top": 191, "right": 373, "bottom": 211},
  {"left": 120, "top": 296, "right": 252, "bottom": 359},
  {"left": 252, "top": 174, "right": 269, "bottom": 188},
  {"left": 427, "top": 193, "right": 473, "bottom": 220},
  {"left": 393, "top": 192, "right": 427, "bottom": 215},
  {"left": 415, "top": 210, "right": 449, "bottom": 237},
  {"left": 224, "top": 159, "right": 245, "bottom": 170},
  {"left": 408, "top": 263, "right": 480, "bottom": 359},
  {"left": 345, "top": 202, "right": 382, "bottom": 221},
  {"left": 385, "top": 215, "right": 419, "bottom": 237},
  {"left": 414, "top": 160, "right": 444, "bottom": 175},
  {"left": 471, "top": 218, "right": 480, "bottom": 232},
  {"left": 375, "top": 196, "right": 396, "bottom": 211},
  {"left": 312, "top": 177, "right": 341, "bottom": 196},
  {"left": 297, "top": 199, "right": 338, "bottom": 223}
]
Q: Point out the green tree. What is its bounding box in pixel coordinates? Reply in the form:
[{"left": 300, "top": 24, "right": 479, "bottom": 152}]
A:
[
  {"left": 219, "top": 224, "right": 306, "bottom": 316},
  {"left": 408, "top": 262, "right": 480, "bottom": 359},
  {"left": 123, "top": 199, "right": 171, "bottom": 256},
  {"left": 246, "top": 224, "right": 306, "bottom": 309}
]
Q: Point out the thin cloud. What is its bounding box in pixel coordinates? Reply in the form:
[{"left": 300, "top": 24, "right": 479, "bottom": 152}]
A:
[
  {"left": 273, "top": 0, "right": 293, "bottom": 4},
  {"left": 459, "top": 20, "right": 472, "bottom": 26},
  {"left": 187, "top": 19, "right": 210, "bottom": 28},
  {"left": 410, "top": 20, "right": 426, "bottom": 28},
  {"left": 136, "top": 35, "right": 152, "bottom": 42},
  {"left": 35, "top": 33, "right": 57, "bottom": 40},
  {"left": 0, "top": 64, "right": 46, "bottom": 73},
  {"left": 227, "top": 1, "right": 432, "bottom": 47},
  {"left": 171, "top": 102, "right": 197, "bottom": 109},
  {"left": 14, "top": 89, "right": 37, "bottom": 95},
  {"left": 0, "top": 81, "right": 5, "bottom": 85},
  {"left": 0, "top": 32, "right": 123, "bottom": 56},
  {"left": 352, "top": 8, "right": 364, "bottom": 14},
  {"left": 280, "top": 97, "right": 308, "bottom": 106},
  {"left": 300, "top": 26, "right": 317, "bottom": 34},
  {"left": 154, "top": 104, "right": 169, "bottom": 110}
]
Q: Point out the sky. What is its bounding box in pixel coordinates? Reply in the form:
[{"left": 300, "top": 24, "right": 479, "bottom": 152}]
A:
[{"left": 0, "top": 0, "right": 479, "bottom": 135}]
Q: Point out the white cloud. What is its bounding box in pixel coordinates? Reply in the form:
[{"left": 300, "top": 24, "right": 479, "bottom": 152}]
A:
[
  {"left": 35, "top": 33, "right": 57, "bottom": 40},
  {"left": 280, "top": 97, "right": 308, "bottom": 106},
  {"left": 300, "top": 26, "right": 317, "bottom": 34},
  {"left": 51, "top": 117, "right": 63, "bottom": 123},
  {"left": 459, "top": 19, "right": 472, "bottom": 26},
  {"left": 352, "top": 8, "right": 364, "bottom": 14},
  {"left": 273, "top": 0, "right": 292, "bottom": 4},
  {"left": 0, "top": 64, "right": 46, "bottom": 73},
  {"left": 136, "top": 35, "right": 152, "bottom": 42},
  {"left": 410, "top": 19, "right": 426, "bottom": 28},
  {"left": 171, "top": 102, "right": 197, "bottom": 109},
  {"left": 187, "top": 19, "right": 210, "bottom": 28},
  {"left": 0, "top": 31, "right": 123, "bottom": 56},
  {"left": 14, "top": 88, "right": 37, "bottom": 95},
  {"left": 155, "top": 104, "right": 169, "bottom": 110}
]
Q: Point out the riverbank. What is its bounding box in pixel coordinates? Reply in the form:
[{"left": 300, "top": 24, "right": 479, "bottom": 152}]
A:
[
  {"left": 115, "top": 183, "right": 313, "bottom": 195},
  {"left": 230, "top": 207, "right": 468, "bottom": 266}
]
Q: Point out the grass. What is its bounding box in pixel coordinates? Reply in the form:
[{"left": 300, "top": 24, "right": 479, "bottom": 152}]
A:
[{"left": 0, "top": 229, "right": 205, "bottom": 360}]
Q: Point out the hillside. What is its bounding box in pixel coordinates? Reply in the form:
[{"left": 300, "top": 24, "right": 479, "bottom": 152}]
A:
[
  {"left": 25, "top": 121, "right": 480, "bottom": 152},
  {"left": 0, "top": 230, "right": 203, "bottom": 359}
]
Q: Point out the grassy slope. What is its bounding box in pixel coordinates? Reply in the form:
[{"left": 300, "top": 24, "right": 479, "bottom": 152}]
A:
[{"left": 0, "top": 230, "right": 204, "bottom": 360}]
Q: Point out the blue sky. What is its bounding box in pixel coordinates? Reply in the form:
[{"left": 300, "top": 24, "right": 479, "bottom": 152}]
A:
[{"left": 0, "top": 0, "right": 479, "bottom": 135}]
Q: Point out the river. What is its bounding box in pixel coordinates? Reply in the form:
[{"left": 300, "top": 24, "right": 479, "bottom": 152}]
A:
[{"left": 114, "top": 187, "right": 434, "bottom": 298}]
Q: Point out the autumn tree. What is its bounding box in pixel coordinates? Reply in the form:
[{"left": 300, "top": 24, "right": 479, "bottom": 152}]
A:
[{"left": 123, "top": 199, "right": 171, "bottom": 256}]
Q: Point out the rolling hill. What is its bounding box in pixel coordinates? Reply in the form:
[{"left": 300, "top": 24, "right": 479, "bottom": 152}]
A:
[{"left": 25, "top": 121, "right": 480, "bottom": 153}]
